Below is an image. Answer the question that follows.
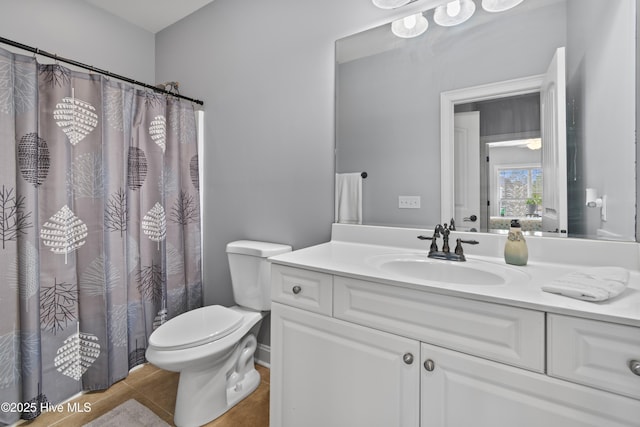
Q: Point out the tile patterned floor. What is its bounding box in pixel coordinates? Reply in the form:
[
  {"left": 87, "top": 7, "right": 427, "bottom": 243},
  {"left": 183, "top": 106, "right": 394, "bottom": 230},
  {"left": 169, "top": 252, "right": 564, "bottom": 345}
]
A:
[{"left": 22, "top": 364, "right": 270, "bottom": 427}]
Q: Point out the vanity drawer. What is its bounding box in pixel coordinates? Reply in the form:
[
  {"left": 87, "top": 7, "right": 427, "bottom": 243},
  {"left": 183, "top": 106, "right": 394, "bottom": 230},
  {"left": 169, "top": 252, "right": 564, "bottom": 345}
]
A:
[
  {"left": 334, "top": 276, "right": 545, "bottom": 372},
  {"left": 271, "top": 265, "right": 333, "bottom": 316},
  {"left": 547, "top": 314, "right": 640, "bottom": 400}
]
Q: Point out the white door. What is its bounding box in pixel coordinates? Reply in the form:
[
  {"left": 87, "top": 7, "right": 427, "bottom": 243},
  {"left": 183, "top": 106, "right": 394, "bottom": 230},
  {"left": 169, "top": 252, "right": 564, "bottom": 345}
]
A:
[
  {"left": 270, "top": 302, "right": 420, "bottom": 427},
  {"left": 540, "top": 47, "right": 568, "bottom": 234},
  {"left": 420, "top": 343, "right": 640, "bottom": 427},
  {"left": 454, "top": 111, "right": 481, "bottom": 231}
]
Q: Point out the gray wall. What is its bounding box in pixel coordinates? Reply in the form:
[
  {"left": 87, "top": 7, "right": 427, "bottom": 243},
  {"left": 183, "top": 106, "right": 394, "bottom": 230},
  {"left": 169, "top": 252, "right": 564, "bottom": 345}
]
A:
[
  {"left": 154, "top": 0, "right": 436, "bottom": 344},
  {"left": 0, "top": 0, "right": 442, "bottom": 349},
  {"left": 0, "top": 0, "right": 155, "bottom": 82},
  {"left": 566, "top": 0, "right": 636, "bottom": 240}
]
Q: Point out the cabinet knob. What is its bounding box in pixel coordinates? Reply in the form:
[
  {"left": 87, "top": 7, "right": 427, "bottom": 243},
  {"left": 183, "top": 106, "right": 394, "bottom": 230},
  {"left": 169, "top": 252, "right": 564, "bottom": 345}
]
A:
[
  {"left": 292, "top": 285, "right": 302, "bottom": 295},
  {"left": 630, "top": 360, "right": 640, "bottom": 376},
  {"left": 423, "top": 359, "right": 435, "bottom": 372},
  {"left": 403, "top": 353, "right": 414, "bottom": 365}
]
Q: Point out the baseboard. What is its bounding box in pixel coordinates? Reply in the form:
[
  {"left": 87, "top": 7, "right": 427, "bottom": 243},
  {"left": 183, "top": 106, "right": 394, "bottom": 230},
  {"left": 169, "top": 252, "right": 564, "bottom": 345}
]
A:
[{"left": 255, "top": 343, "right": 270, "bottom": 368}]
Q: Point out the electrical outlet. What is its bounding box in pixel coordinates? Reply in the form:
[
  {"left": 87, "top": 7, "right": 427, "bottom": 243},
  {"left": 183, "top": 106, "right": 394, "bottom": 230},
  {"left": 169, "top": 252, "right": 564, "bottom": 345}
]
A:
[{"left": 399, "top": 196, "right": 421, "bottom": 209}]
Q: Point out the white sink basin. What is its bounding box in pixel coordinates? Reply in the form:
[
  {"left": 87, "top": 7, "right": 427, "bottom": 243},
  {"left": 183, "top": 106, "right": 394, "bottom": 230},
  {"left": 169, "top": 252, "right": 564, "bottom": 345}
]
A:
[{"left": 366, "top": 253, "right": 530, "bottom": 286}]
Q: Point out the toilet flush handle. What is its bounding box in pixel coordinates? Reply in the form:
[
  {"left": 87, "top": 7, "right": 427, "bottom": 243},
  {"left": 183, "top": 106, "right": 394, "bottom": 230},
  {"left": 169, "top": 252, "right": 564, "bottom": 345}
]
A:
[{"left": 292, "top": 285, "right": 302, "bottom": 295}]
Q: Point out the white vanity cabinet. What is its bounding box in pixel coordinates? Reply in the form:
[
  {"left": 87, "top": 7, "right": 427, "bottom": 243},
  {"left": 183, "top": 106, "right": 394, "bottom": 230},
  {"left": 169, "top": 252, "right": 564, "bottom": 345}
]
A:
[{"left": 270, "top": 264, "right": 640, "bottom": 427}]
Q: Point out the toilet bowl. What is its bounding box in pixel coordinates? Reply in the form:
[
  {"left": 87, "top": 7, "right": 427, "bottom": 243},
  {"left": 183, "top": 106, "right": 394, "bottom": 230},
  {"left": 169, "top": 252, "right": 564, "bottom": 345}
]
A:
[{"left": 146, "top": 240, "right": 291, "bottom": 427}]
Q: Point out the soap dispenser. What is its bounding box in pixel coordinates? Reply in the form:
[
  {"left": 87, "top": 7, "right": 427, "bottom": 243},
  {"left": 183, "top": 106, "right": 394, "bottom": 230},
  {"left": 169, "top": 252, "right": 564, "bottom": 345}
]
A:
[{"left": 504, "top": 219, "right": 528, "bottom": 266}]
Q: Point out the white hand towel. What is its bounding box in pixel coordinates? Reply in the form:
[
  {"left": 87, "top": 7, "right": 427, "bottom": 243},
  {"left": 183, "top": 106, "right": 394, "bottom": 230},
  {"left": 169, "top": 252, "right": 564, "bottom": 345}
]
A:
[
  {"left": 541, "top": 267, "right": 629, "bottom": 302},
  {"left": 335, "top": 173, "right": 362, "bottom": 224}
]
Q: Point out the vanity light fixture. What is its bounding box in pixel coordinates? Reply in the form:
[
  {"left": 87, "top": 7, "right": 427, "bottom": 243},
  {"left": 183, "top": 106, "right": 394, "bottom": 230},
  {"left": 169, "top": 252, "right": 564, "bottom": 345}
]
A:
[
  {"left": 392, "top": 13, "right": 429, "bottom": 38},
  {"left": 372, "top": 0, "right": 417, "bottom": 9},
  {"left": 434, "top": 0, "right": 476, "bottom": 27},
  {"left": 481, "top": 0, "right": 524, "bottom": 13}
]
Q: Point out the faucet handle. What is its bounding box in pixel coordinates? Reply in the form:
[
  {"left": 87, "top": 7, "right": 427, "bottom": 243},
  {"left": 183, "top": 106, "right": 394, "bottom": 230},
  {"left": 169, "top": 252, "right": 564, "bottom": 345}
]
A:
[
  {"left": 417, "top": 235, "right": 439, "bottom": 254},
  {"left": 459, "top": 239, "right": 479, "bottom": 245},
  {"left": 454, "top": 238, "right": 479, "bottom": 259}
]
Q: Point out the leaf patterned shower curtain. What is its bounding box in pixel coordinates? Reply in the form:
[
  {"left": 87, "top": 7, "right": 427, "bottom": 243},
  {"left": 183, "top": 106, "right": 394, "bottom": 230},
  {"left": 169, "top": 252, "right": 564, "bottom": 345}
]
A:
[{"left": 0, "top": 47, "right": 202, "bottom": 424}]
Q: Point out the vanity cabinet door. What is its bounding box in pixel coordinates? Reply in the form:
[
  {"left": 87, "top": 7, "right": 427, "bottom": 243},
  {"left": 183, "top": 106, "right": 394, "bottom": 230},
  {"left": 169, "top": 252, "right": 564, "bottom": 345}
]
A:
[
  {"left": 420, "top": 342, "right": 640, "bottom": 427},
  {"left": 271, "top": 302, "right": 420, "bottom": 427}
]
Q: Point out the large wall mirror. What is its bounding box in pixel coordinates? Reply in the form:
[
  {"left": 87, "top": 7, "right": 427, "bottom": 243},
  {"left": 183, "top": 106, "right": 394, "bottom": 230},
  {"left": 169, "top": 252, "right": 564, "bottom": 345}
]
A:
[{"left": 335, "top": 0, "right": 637, "bottom": 241}]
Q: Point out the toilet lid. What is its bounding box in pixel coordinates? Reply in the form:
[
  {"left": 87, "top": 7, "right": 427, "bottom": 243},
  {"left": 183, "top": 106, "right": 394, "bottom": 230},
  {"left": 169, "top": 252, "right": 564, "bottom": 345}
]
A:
[{"left": 149, "top": 305, "right": 244, "bottom": 350}]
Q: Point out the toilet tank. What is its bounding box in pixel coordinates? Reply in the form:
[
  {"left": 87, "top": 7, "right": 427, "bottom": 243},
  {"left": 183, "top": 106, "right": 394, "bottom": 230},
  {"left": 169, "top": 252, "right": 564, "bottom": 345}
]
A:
[{"left": 226, "top": 240, "right": 292, "bottom": 311}]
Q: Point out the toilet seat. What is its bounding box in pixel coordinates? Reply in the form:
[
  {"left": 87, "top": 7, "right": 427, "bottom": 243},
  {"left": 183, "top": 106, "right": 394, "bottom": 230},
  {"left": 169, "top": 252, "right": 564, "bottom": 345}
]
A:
[{"left": 149, "top": 305, "right": 244, "bottom": 350}]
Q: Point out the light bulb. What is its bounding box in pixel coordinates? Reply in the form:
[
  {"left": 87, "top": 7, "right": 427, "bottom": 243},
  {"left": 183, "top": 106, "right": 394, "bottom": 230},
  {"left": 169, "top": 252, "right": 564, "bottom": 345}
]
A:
[
  {"left": 434, "top": 0, "right": 475, "bottom": 26},
  {"left": 447, "top": 0, "right": 461, "bottom": 17},
  {"left": 526, "top": 138, "right": 541, "bottom": 150},
  {"left": 403, "top": 14, "right": 417, "bottom": 29},
  {"left": 391, "top": 13, "right": 428, "bottom": 38}
]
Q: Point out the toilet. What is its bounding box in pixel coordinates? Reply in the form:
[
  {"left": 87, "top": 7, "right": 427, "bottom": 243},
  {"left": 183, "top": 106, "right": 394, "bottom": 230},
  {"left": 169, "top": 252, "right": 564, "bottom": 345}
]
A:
[{"left": 146, "top": 240, "right": 291, "bottom": 427}]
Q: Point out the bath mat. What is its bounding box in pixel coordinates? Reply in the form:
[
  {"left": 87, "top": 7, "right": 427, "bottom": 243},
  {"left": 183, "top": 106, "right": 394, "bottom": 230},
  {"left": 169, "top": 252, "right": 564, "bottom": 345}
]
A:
[{"left": 83, "top": 399, "right": 170, "bottom": 427}]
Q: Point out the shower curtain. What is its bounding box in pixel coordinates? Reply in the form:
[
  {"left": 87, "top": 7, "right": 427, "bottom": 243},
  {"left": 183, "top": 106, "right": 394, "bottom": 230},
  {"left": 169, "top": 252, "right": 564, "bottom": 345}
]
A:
[{"left": 0, "top": 47, "right": 202, "bottom": 424}]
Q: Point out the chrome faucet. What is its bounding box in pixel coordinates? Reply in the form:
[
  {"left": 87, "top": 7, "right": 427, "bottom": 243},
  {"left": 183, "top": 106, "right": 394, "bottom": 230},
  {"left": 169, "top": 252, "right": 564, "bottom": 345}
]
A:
[{"left": 417, "top": 221, "right": 478, "bottom": 261}]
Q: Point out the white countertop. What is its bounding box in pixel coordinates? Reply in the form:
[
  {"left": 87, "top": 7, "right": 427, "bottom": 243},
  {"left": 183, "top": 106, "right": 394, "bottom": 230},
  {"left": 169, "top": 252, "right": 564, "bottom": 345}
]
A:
[{"left": 269, "top": 225, "right": 640, "bottom": 327}]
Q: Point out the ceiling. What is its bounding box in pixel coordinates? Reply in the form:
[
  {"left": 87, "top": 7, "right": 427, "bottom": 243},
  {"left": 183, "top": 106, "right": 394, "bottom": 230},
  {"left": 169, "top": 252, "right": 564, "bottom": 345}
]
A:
[{"left": 84, "top": 0, "right": 215, "bottom": 33}]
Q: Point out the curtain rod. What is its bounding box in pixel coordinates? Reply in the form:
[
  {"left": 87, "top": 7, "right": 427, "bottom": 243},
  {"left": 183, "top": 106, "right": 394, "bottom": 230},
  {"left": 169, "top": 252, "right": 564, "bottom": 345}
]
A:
[{"left": 0, "top": 36, "right": 204, "bottom": 106}]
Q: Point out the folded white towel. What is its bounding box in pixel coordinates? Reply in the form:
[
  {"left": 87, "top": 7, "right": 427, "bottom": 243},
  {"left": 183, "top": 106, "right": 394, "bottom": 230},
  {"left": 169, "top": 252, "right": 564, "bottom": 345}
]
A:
[
  {"left": 541, "top": 267, "right": 629, "bottom": 302},
  {"left": 335, "top": 173, "right": 362, "bottom": 224}
]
